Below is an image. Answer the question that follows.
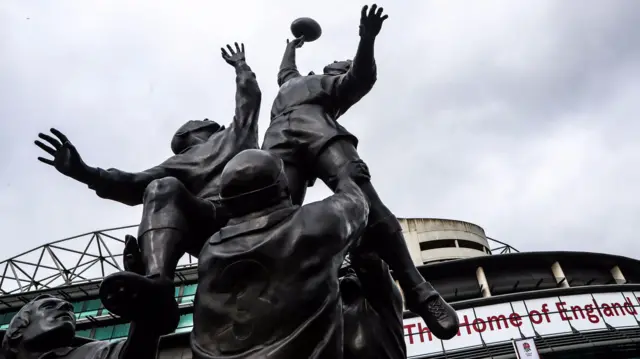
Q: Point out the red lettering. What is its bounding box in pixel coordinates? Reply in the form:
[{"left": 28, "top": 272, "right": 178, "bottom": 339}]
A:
[
  {"left": 472, "top": 318, "right": 486, "bottom": 333},
  {"left": 417, "top": 322, "right": 433, "bottom": 342},
  {"left": 602, "top": 303, "right": 614, "bottom": 317},
  {"left": 509, "top": 312, "right": 522, "bottom": 327},
  {"left": 556, "top": 301, "right": 571, "bottom": 321},
  {"left": 570, "top": 305, "right": 585, "bottom": 319},
  {"left": 487, "top": 314, "right": 509, "bottom": 330},
  {"left": 625, "top": 297, "right": 638, "bottom": 315},
  {"left": 529, "top": 310, "right": 543, "bottom": 324},
  {"left": 459, "top": 315, "right": 472, "bottom": 335},
  {"left": 404, "top": 324, "right": 416, "bottom": 344},
  {"left": 611, "top": 302, "right": 624, "bottom": 316},
  {"left": 584, "top": 304, "right": 600, "bottom": 323},
  {"left": 541, "top": 303, "right": 551, "bottom": 323}
]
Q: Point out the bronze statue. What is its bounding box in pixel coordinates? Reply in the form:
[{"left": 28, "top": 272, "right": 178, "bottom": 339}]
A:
[
  {"left": 261, "top": 4, "right": 458, "bottom": 339},
  {"left": 341, "top": 248, "right": 406, "bottom": 359},
  {"left": 0, "top": 295, "right": 160, "bottom": 359},
  {"left": 192, "top": 149, "right": 370, "bottom": 359},
  {"left": 34, "top": 43, "right": 262, "bottom": 334}
]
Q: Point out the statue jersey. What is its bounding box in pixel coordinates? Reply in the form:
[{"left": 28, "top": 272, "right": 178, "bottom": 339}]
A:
[
  {"left": 262, "top": 62, "right": 377, "bottom": 182},
  {"left": 192, "top": 191, "right": 368, "bottom": 359},
  {"left": 87, "top": 63, "right": 261, "bottom": 206}
]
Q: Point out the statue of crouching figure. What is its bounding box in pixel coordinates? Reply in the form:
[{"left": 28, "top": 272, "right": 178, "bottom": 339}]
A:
[{"left": 1, "top": 294, "right": 161, "bottom": 359}]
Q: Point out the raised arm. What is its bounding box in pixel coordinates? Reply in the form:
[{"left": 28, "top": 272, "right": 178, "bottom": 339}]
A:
[
  {"left": 87, "top": 165, "right": 169, "bottom": 206},
  {"left": 35, "top": 128, "right": 171, "bottom": 206},
  {"left": 330, "top": 5, "right": 388, "bottom": 116},
  {"left": 277, "top": 36, "right": 304, "bottom": 86},
  {"left": 221, "top": 43, "right": 261, "bottom": 143}
]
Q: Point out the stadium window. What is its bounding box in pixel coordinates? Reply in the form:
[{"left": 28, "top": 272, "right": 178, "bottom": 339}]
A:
[
  {"left": 419, "top": 240, "right": 456, "bottom": 251},
  {"left": 76, "top": 329, "right": 92, "bottom": 338},
  {"left": 180, "top": 283, "right": 197, "bottom": 304},
  {"left": 112, "top": 323, "right": 130, "bottom": 339},
  {"left": 78, "top": 299, "right": 102, "bottom": 318},
  {"left": 94, "top": 326, "right": 115, "bottom": 340},
  {"left": 457, "top": 240, "right": 488, "bottom": 252},
  {"left": 175, "top": 313, "right": 194, "bottom": 333},
  {"left": 72, "top": 301, "right": 84, "bottom": 318},
  {"left": 0, "top": 311, "right": 17, "bottom": 328}
]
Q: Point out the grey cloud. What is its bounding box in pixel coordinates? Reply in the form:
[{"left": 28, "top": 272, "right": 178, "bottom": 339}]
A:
[{"left": 1, "top": 0, "right": 639, "bottom": 262}]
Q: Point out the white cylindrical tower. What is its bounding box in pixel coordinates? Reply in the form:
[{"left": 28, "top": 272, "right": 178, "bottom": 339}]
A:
[{"left": 398, "top": 218, "right": 490, "bottom": 265}]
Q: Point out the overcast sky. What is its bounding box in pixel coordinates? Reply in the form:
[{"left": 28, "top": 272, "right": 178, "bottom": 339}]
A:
[{"left": 1, "top": 0, "right": 639, "bottom": 263}]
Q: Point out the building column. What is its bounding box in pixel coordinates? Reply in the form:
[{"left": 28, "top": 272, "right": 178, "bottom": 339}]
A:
[
  {"left": 611, "top": 265, "right": 627, "bottom": 284},
  {"left": 551, "top": 261, "right": 570, "bottom": 288},
  {"left": 476, "top": 266, "right": 491, "bottom": 298}
]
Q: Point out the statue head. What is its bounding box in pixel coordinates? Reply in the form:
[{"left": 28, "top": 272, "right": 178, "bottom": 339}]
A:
[
  {"left": 323, "top": 60, "right": 352, "bottom": 76},
  {"left": 171, "top": 119, "right": 225, "bottom": 154},
  {"left": 219, "top": 149, "right": 291, "bottom": 217},
  {"left": 1, "top": 295, "right": 76, "bottom": 359}
]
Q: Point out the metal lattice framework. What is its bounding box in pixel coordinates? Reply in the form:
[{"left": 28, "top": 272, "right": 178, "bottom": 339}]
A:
[
  {"left": 0, "top": 225, "right": 197, "bottom": 295},
  {"left": 0, "top": 224, "right": 518, "bottom": 296},
  {"left": 487, "top": 237, "right": 519, "bottom": 254}
]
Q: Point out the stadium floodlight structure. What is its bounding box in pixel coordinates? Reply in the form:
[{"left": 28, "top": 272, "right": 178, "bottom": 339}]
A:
[
  {"left": 0, "top": 224, "right": 518, "bottom": 295},
  {"left": 0, "top": 225, "right": 197, "bottom": 295}
]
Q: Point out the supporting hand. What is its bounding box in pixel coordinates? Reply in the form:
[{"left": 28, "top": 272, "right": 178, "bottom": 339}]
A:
[{"left": 286, "top": 35, "right": 305, "bottom": 49}]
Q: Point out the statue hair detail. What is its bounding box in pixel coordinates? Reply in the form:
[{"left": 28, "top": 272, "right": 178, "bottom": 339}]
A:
[{"left": 1, "top": 294, "right": 54, "bottom": 359}]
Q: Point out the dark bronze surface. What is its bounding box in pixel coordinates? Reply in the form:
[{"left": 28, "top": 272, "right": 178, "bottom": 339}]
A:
[{"left": 0, "top": 296, "right": 160, "bottom": 359}]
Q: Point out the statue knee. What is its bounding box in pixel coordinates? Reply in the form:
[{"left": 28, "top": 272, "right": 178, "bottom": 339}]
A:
[{"left": 143, "top": 177, "right": 185, "bottom": 203}]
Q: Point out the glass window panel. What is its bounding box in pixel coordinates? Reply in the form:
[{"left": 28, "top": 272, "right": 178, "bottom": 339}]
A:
[
  {"left": 76, "top": 329, "right": 92, "bottom": 338},
  {"left": 1, "top": 311, "right": 16, "bottom": 325},
  {"left": 181, "top": 295, "right": 195, "bottom": 304},
  {"left": 178, "top": 314, "right": 193, "bottom": 328},
  {"left": 174, "top": 286, "right": 181, "bottom": 297},
  {"left": 85, "top": 299, "right": 102, "bottom": 311},
  {"left": 112, "top": 323, "right": 130, "bottom": 338},
  {"left": 0, "top": 324, "right": 9, "bottom": 330},
  {"left": 183, "top": 284, "right": 197, "bottom": 296},
  {"left": 175, "top": 326, "right": 192, "bottom": 333},
  {"left": 589, "top": 292, "right": 637, "bottom": 329},
  {"left": 72, "top": 302, "right": 84, "bottom": 312},
  {"left": 523, "top": 297, "right": 571, "bottom": 336},
  {"left": 78, "top": 310, "right": 98, "bottom": 319},
  {"left": 94, "top": 326, "right": 115, "bottom": 340}
]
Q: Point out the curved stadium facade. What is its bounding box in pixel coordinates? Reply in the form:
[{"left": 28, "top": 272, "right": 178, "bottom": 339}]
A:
[{"left": 1, "top": 218, "right": 639, "bottom": 358}]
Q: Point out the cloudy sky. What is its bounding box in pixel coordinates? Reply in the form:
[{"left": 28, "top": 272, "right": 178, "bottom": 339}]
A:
[{"left": 1, "top": 0, "right": 639, "bottom": 262}]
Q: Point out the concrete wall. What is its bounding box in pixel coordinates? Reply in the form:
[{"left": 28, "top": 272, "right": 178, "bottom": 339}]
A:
[{"left": 398, "top": 218, "right": 490, "bottom": 265}]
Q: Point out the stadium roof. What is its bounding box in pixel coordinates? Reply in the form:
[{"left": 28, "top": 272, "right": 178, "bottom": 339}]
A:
[{"left": 0, "top": 222, "right": 517, "bottom": 295}]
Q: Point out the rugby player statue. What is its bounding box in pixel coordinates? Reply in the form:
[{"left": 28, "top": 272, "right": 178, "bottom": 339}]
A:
[
  {"left": 0, "top": 295, "right": 160, "bottom": 359},
  {"left": 262, "top": 4, "right": 459, "bottom": 340},
  {"left": 33, "top": 42, "right": 262, "bottom": 335}
]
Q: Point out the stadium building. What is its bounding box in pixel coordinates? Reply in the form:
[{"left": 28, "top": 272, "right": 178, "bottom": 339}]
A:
[{"left": 1, "top": 218, "right": 639, "bottom": 358}]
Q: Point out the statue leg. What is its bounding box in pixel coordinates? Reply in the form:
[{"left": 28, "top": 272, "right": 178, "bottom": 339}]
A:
[
  {"left": 283, "top": 162, "right": 308, "bottom": 205},
  {"left": 100, "top": 177, "right": 219, "bottom": 334},
  {"left": 315, "top": 139, "right": 459, "bottom": 340}
]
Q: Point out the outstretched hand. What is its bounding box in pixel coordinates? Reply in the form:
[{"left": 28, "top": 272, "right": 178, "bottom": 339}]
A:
[
  {"left": 359, "top": 4, "right": 388, "bottom": 38},
  {"left": 34, "top": 128, "right": 87, "bottom": 179},
  {"left": 221, "top": 42, "right": 246, "bottom": 66},
  {"left": 286, "top": 35, "right": 305, "bottom": 49}
]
